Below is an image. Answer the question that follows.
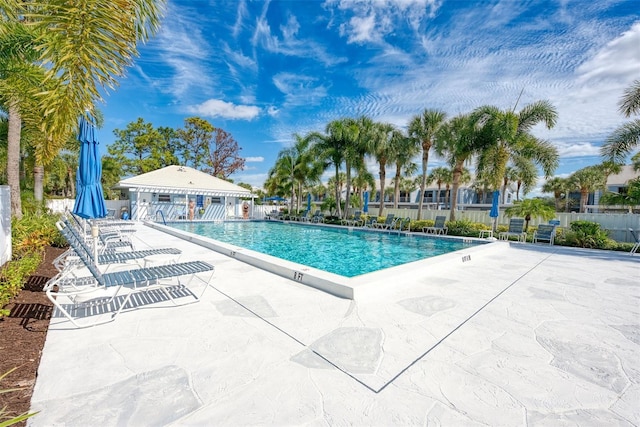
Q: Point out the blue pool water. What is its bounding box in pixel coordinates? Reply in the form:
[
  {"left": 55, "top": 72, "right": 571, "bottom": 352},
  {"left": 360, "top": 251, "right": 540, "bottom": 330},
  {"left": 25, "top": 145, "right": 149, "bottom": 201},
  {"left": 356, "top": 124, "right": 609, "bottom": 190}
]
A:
[{"left": 169, "top": 222, "right": 483, "bottom": 277}]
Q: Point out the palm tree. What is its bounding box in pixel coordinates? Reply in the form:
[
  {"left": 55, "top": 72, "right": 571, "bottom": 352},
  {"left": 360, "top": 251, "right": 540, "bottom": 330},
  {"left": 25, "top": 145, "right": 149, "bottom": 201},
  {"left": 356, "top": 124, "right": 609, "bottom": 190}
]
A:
[
  {"left": 308, "top": 120, "right": 350, "bottom": 218},
  {"left": 0, "top": 17, "right": 45, "bottom": 218},
  {"left": 408, "top": 109, "right": 447, "bottom": 220},
  {"left": 511, "top": 159, "right": 538, "bottom": 201},
  {"left": 368, "top": 122, "right": 397, "bottom": 217},
  {"left": 427, "top": 166, "right": 450, "bottom": 207},
  {"left": 1, "top": 0, "right": 164, "bottom": 218},
  {"left": 271, "top": 134, "right": 318, "bottom": 215},
  {"left": 504, "top": 198, "right": 556, "bottom": 232},
  {"left": 472, "top": 100, "right": 559, "bottom": 200},
  {"left": 541, "top": 177, "right": 570, "bottom": 212},
  {"left": 569, "top": 166, "right": 607, "bottom": 213},
  {"left": 345, "top": 116, "right": 373, "bottom": 218},
  {"left": 599, "top": 176, "right": 640, "bottom": 213},
  {"left": 601, "top": 80, "right": 640, "bottom": 165},
  {"left": 390, "top": 132, "right": 418, "bottom": 209},
  {"left": 434, "top": 114, "right": 486, "bottom": 220}
]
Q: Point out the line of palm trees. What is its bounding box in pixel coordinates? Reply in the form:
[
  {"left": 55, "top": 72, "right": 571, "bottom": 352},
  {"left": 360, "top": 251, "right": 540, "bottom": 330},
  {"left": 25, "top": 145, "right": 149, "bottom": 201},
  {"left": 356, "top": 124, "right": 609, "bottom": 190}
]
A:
[{"left": 266, "top": 100, "right": 561, "bottom": 221}]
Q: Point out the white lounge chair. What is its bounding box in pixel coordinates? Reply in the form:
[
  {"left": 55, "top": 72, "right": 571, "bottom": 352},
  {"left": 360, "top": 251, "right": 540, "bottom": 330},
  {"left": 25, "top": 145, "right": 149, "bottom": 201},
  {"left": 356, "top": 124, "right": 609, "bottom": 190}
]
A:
[{"left": 47, "top": 221, "right": 215, "bottom": 328}]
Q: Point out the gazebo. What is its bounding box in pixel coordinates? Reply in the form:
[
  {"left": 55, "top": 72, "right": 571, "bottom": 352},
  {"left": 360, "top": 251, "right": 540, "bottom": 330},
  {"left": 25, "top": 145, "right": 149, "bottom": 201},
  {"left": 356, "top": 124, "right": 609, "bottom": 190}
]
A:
[{"left": 115, "top": 165, "right": 253, "bottom": 221}]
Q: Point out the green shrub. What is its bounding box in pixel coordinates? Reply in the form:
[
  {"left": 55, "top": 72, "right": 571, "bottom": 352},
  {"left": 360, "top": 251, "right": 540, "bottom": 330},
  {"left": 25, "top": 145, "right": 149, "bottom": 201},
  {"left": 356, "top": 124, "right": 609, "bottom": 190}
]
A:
[
  {"left": 0, "top": 213, "right": 64, "bottom": 318},
  {"left": 446, "top": 219, "right": 476, "bottom": 236},
  {"left": 559, "top": 220, "right": 615, "bottom": 249}
]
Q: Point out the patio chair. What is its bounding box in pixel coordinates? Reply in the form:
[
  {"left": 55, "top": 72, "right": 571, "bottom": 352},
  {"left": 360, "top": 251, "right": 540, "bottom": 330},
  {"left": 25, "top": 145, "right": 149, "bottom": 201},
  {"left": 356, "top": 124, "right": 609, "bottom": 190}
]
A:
[
  {"left": 422, "top": 216, "right": 447, "bottom": 235},
  {"left": 499, "top": 218, "right": 526, "bottom": 242},
  {"left": 373, "top": 214, "right": 396, "bottom": 230},
  {"left": 68, "top": 214, "right": 135, "bottom": 252},
  {"left": 361, "top": 216, "right": 377, "bottom": 228},
  {"left": 533, "top": 224, "right": 556, "bottom": 245},
  {"left": 629, "top": 228, "right": 640, "bottom": 256},
  {"left": 343, "top": 211, "right": 363, "bottom": 227},
  {"left": 311, "top": 210, "right": 324, "bottom": 223},
  {"left": 295, "top": 210, "right": 311, "bottom": 222},
  {"left": 62, "top": 217, "right": 182, "bottom": 265},
  {"left": 47, "top": 220, "right": 215, "bottom": 328}
]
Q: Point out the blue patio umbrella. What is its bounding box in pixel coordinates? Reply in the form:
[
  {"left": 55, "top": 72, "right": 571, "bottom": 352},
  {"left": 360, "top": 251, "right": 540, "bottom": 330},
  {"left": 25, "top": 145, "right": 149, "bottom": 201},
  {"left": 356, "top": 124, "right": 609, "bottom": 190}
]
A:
[
  {"left": 363, "top": 191, "right": 369, "bottom": 213},
  {"left": 306, "top": 193, "right": 311, "bottom": 212},
  {"left": 489, "top": 190, "right": 500, "bottom": 232},
  {"left": 72, "top": 116, "right": 107, "bottom": 261}
]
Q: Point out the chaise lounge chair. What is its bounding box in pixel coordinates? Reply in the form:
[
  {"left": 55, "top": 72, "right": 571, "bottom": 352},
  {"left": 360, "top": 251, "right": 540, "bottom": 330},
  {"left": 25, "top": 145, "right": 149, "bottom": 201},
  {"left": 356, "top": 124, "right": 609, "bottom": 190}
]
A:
[
  {"left": 373, "top": 214, "right": 396, "bottom": 230},
  {"left": 47, "top": 221, "right": 215, "bottom": 328},
  {"left": 342, "top": 211, "right": 363, "bottom": 227},
  {"left": 311, "top": 210, "right": 324, "bottom": 223},
  {"left": 533, "top": 224, "right": 556, "bottom": 245},
  {"left": 499, "top": 218, "right": 527, "bottom": 242},
  {"left": 422, "top": 216, "right": 447, "bottom": 235},
  {"left": 629, "top": 228, "right": 640, "bottom": 256}
]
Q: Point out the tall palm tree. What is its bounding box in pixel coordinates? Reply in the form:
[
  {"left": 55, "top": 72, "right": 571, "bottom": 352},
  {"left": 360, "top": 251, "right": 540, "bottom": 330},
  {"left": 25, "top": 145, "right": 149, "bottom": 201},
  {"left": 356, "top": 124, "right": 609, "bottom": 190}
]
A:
[
  {"left": 434, "top": 113, "right": 486, "bottom": 220},
  {"left": 541, "top": 176, "right": 570, "bottom": 212},
  {"left": 427, "top": 166, "right": 450, "bottom": 207},
  {"left": 271, "top": 133, "right": 317, "bottom": 215},
  {"left": 0, "top": 18, "right": 45, "bottom": 218},
  {"left": 569, "top": 166, "right": 607, "bottom": 213},
  {"left": 390, "top": 133, "right": 418, "bottom": 209},
  {"left": 511, "top": 159, "right": 538, "bottom": 201},
  {"left": 1, "top": 0, "right": 164, "bottom": 218},
  {"left": 601, "top": 80, "right": 640, "bottom": 165},
  {"left": 408, "top": 109, "right": 447, "bottom": 220},
  {"left": 368, "top": 122, "right": 397, "bottom": 217},
  {"left": 344, "top": 116, "right": 372, "bottom": 218},
  {"left": 308, "top": 120, "right": 349, "bottom": 217},
  {"left": 472, "top": 100, "right": 559, "bottom": 202}
]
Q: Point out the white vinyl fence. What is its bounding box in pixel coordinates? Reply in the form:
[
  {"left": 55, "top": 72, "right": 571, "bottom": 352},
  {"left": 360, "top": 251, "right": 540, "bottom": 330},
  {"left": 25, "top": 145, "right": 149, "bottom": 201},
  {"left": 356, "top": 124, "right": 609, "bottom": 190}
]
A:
[
  {"left": 0, "top": 186, "right": 10, "bottom": 265},
  {"left": 377, "top": 207, "right": 639, "bottom": 243}
]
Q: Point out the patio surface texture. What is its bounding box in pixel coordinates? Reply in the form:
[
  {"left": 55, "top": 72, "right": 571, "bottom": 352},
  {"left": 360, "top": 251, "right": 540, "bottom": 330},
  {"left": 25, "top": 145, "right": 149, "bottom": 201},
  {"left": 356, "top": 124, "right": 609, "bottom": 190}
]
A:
[{"left": 29, "top": 222, "right": 639, "bottom": 426}]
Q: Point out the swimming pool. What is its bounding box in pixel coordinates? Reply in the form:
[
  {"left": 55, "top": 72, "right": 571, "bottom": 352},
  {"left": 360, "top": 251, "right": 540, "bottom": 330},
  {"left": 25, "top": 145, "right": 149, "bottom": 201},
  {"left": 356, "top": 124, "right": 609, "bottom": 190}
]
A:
[{"left": 168, "top": 221, "right": 483, "bottom": 277}]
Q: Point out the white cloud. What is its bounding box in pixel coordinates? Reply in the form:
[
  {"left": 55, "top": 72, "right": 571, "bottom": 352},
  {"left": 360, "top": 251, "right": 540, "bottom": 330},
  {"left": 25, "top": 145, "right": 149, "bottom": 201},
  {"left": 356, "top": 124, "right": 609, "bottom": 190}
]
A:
[
  {"left": 273, "top": 73, "right": 328, "bottom": 106},
  {"left": 267, "top": 106, "right": 279, "bottom": 116},
  {"left": 328, "top": 0, "right": 441, "bottom": 44},
  {"left": 187, "top": 99, "right": 261, "bottom": 120},
  {"left": 245, "top": 156, "right": 265, "bottom": 162},
  {"left": 577, "top": 22, "right": 640, "bottom": 84}
]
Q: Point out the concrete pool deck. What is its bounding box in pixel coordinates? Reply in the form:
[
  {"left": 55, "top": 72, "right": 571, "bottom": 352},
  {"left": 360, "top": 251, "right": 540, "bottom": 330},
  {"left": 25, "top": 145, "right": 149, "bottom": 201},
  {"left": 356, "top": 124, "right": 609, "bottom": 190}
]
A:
[{"left": 29, "top": 223, "right": 640, "bottom": 426}]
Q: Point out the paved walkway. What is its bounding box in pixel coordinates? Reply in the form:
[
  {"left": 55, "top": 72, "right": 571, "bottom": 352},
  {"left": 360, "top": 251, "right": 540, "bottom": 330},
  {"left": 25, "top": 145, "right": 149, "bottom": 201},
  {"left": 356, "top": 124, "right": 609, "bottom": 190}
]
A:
[{"left": 30, "top": 224, "right": 640, "bottom": 426}]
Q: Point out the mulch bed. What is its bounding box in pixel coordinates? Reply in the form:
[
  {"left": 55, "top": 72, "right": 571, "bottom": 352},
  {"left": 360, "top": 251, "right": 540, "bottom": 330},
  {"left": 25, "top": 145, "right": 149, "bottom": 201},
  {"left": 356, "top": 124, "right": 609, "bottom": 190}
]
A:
[{"left": 0, "top": 246, "right": 66, "bottom": 425}]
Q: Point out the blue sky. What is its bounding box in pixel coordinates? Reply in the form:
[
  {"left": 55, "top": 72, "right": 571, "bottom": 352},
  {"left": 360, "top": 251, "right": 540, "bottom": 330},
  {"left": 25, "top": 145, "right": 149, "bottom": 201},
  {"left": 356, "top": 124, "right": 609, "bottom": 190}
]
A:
[{"left": 96, "top": 0, "right": 640, "bottom": 192}]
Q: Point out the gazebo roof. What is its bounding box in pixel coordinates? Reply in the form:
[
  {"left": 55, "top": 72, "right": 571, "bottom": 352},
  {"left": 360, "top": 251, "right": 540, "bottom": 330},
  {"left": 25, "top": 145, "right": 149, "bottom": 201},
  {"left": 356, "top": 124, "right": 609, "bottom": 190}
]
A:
[{"left": 116, "top": 165, "right": 252, "bottom": 197}]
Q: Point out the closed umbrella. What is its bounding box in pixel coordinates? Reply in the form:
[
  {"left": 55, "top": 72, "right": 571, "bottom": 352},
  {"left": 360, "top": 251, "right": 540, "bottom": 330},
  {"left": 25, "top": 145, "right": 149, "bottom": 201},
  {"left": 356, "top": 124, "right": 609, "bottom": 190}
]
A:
[
  {"left": 72, "top": 116, "right": 107, "bottom": 263},
  {"left": 306, "top": 193, "right": 311, "bottom": 212},
  {"left": 363, "top": 191, "right": 369, "bottom": 214},
  {"left": 489, "top": 190, "right": 500, "bottom": 233}
]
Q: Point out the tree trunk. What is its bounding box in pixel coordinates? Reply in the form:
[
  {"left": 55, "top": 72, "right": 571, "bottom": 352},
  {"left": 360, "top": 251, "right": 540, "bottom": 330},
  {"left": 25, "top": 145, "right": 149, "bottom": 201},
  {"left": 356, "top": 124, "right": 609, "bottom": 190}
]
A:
[
  {"left": 580, "top": 190, "right": 588, "bottom": 213},
  {"left": 417, "top": 147, "right": 429, "bottom": 220},
  {"left": 34, "top": 164, "right": 44, "bottom": 206},
  {"left": 393, "top": 165, "right": 401, "bottom": 209},
  {"left": 7, "top": 102, "right": 23, "bottom": 220},
  {"left": 344, "top": 162, "right": 352, "bottom": 220},
  {"left": 378, "top": 161, "right": 386, "bottom": 217},
  {"left": 334, "top": 165, "right": 341, "bottom": 218},
  {"left": 449, "top": 160, "right": 464, "bottom": 221}
]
